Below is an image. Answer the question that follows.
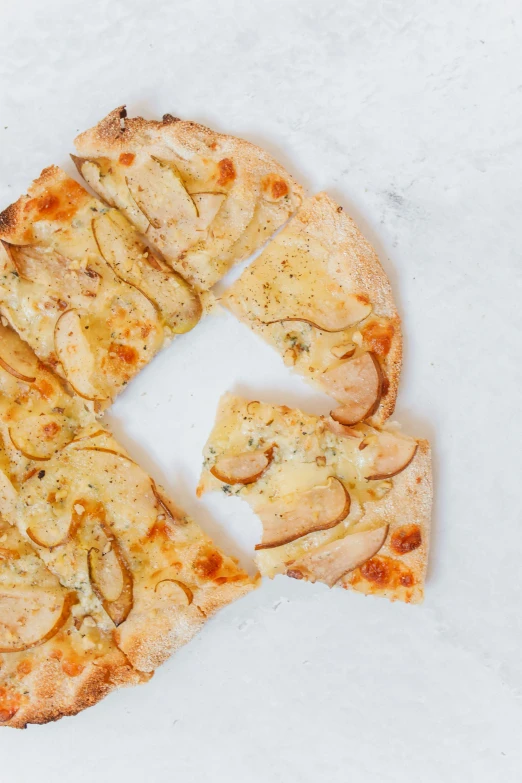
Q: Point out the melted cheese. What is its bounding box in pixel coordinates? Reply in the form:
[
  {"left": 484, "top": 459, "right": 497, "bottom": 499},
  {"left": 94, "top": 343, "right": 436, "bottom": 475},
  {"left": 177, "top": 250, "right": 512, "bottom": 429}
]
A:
[{"left": 199, "top": 395, "right": 398, "bottom": 578}]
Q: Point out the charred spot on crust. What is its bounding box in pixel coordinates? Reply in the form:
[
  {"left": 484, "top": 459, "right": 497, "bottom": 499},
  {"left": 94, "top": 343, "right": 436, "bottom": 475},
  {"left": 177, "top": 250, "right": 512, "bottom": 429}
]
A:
[
  {"left": 391, "top": 525, "right": 422, "bottom": 555},
  {"left": 286, "top": 568, "right": 304, "bottom": 580},
  {"left": 108, "top": 343, "right": 139, "bottom": 365},
  {"left": 262, "top": 174, "right": 289, "bottom": 201},
  {"left": 358, "top": 555, "right": 416, "bottom": 591},
  {"left": 194, "top": 548, "right": 223, "bottom": 578},
  {"left": 0, "top": 202, "right": 20, "bottom": 234},
  {"left": 42, "top": 421, "right": 60, "bottom": 439},
  {"left": 360, "top": 556, "right": 390, "bottom": 586},
  {"left": 217, "top": 158, "right": 236, "bottom": 186},
  {"left": 362, "top": 321, "right": 395, "bottom": 357},
  {"left": 118, "top": 152, "right": 135, "bottom": 166},
  {"left": 162, "top": 114, "right": 181, "bottom": 124}
]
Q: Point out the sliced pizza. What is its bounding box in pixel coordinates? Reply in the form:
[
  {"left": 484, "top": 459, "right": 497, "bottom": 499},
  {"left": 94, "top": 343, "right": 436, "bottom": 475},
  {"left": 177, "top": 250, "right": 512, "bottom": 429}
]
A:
[
  {"left": 0, "top": 166, "right": 201, "bottom": 409},
  {"left": 198, "top": 394, "right": 431, "bottom": 604},
  {"left": 222, "top": 193, "right": 402, "bottom": 426},
  {"left": 14, "top": 428, "right": 255, "bottom": 675},
  {"left": 0, "top": 321, "right": 95, "bottom": 510},
  {"left": 0, "top": 511, "right": 147, "bottom": 728},
  {"left": 73, "top": 107, "right": 304, "bottom": 290}
]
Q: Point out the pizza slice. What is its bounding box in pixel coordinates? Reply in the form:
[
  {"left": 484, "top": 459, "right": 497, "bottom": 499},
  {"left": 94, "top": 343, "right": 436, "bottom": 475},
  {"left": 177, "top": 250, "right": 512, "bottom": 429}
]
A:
[
  {"left": 73, "top": 107, "right": 304, "bottom": 290},
  {"left": 0, "top": 166, "right": 201, "bottom": 409},
  {"left": 198, "top": 394, "right": 432, "bottom": 604},
  {"left": 222, "top": 193, "right": 402, "bottom": 426},
  {"left": 14, "top": 427, "right": 256, "bottom": 675},
  {"left": 0, "top": 320, "right": 95, "bottom": 510},
  {"left": 0, "top": 510, "right": 147, "bottom": 728}
]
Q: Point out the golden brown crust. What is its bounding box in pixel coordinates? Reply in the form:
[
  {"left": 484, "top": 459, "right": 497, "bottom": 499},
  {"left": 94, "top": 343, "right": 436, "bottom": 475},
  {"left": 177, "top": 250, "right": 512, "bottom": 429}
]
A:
[
  {"left": 74, "top": 107, "right": 304, "bottom": 290},
  {"left": 0, "top": 166, "right": 91, "bottom": 244},
  {"left": 223, "top": 193, "right": 402, "bottom": 425},
  {"left": 341, "top": 440, "right": 432, "bottom": 603},
  {"left": 3, "top": 645, "right": 147, "bottom": 729}
]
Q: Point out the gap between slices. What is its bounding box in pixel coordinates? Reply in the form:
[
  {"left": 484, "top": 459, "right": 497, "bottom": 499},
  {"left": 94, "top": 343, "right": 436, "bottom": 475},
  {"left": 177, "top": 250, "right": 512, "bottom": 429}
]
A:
[
  {"left": 325, "top": 352, "right": 383, "bottom": 425},
  {"left": 286, "top": 526, "right": 389, "bottom": 587},
  {"left": 256, "top": 478, "right": 350, "bottom": 549}
]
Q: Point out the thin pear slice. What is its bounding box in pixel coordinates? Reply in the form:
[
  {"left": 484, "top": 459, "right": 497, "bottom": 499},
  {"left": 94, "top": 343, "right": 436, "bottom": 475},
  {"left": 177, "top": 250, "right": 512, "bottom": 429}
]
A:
[
  {"left": 125, "top": 157, "right": 197, "bottom": 235},
  {"left": 9, "top": 414, "right": 75, "bottom": 461},
  {"left": 264, "top": 293, "right": 372, "bottom": 333},
  {"left": 256, "top": 477, "right": 350, "bottom": 550},
  {"left": 0, "top": 322, "right": 38, "bottom": 383},
  {"left": 26, "top": 499, "right": 84, "bottom": 549},
  {"left": 330, "top": 342, "right": 356, "bottom": 359},
  {"left": 154, "top": 577, "right": 193, "bottom": 606},
  {"left": 286, "top": 525, "right": 388, "bottom": 587},
  {"left": 211, "top": 447, "right": 274, "bottom": 485},
  {"left": 325, "top": 352, "right": 383, "bottom": 425},
  {"left": 192, "top": 193, "right": 226, "bottom": 229},
  {"left": 2, "top": 242, "right": 100, "bottom": 298},
  {"left": 0, "top": 590, "right": 77, "bottom": 653},
  {"left": 324, "top": 418, "right": 362, "bottom": 439},
  {"left": 361, "top": 431, "right": 418, "bottom": 480},
  {"left": 91, "top": 211, "right": 201, "bottom": 334},
  {"left": 87, "top": 511, "right": 133, "bottom": 627},
  {"left": 54, "top": 309, "right": 107, "bottom": 401}
]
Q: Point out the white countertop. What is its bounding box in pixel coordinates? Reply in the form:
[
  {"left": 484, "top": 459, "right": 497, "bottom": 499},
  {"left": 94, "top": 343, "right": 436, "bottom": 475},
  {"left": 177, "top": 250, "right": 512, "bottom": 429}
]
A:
[{"left": 1, "top": 1, "right": 521, "bottom": 780}]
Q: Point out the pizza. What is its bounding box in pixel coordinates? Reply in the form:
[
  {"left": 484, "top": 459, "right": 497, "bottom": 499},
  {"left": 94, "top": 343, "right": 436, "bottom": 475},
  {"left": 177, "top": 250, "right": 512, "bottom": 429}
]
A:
[
  {"left": 222, "top": 193, "right": 402, "bottom": 426},
  {"left": 14, "top": 428, "right": 254, "bottom": 674},
  {"left": 0, "top": 109, "right": 433, "bottom": 726},
  {"left": 73, "top": 107, "right": 304, "bottom": 291},
  {"left": 0, "top": 325, "right": 254, "bottom": 726},
  {"left": 0, "top": 166, "right": 201, "bottom": 409},
  {"left": 198, "top": 394, "right": 432, "bottom": 604}
]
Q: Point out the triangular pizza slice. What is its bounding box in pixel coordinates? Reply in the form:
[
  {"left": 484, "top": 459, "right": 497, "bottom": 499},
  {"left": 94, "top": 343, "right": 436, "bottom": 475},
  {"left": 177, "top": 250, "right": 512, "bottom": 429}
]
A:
[
  {"left": 0, "top": 512, "right": 147, "bottom": 728},
  {"left": 222, "top": 193, "right": 402, "bottom": 426},
  {"left": 74, "top": 107, "right": 304, "bottom": 290},
  {"left": 0, "top": 326, "right": 255, "bottom": 725},
  {"left": 0, "top": 166, "right": 201, "bottom": 409},
  {"left": 198, "top": 394, "right": 432, "bottom": 604}
]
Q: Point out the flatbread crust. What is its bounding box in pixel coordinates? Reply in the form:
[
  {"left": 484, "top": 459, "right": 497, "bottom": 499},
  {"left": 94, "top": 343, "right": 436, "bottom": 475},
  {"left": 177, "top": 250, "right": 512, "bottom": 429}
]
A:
[
  {"left": 223, "top": 193, "right": 402, "bottom": 425},
  {"left": 74, "top": 107, "right": 304, "bottom": 290},
  {"left": 198, "top": 394, "right": 431, "bottom": 603},
  {"left": 0, "top": 166, "right": 201, "bottom": 409}
]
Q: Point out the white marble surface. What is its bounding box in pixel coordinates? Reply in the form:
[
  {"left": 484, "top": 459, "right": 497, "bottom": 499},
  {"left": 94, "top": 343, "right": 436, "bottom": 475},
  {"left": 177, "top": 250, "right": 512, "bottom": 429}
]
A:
[{"left": 1, "top": 1, "right": 521, "bottom": 780}]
